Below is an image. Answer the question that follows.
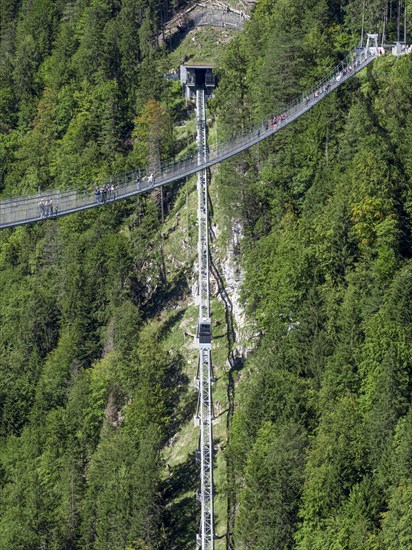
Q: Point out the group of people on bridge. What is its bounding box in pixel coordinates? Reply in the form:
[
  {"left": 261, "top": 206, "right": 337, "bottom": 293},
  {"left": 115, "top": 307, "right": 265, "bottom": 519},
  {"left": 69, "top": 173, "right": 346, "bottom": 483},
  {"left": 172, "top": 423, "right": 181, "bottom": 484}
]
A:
[
  {"left": 94, "top": 172, "right": 156, "bottom": 205},
  {"left": 306, "top": 82, "right": 331, "bottom": 104},
  {"left": 38, "top": 198, "right": 56, "bottom": 218},
  {"left": 256, "top": 112, "right": 289, "bottom": 137},
  {"left": 134, "top": 172, "right": 155, "bottom": 190},
  {"left": 95, "top": 183, "right": 117, "bottom": 204},
  {"left": 257, "top": 48, "right": 375, "bottom": 139},
  {"left": 396, "top": 43, "right": 412, "bottom": 55}
]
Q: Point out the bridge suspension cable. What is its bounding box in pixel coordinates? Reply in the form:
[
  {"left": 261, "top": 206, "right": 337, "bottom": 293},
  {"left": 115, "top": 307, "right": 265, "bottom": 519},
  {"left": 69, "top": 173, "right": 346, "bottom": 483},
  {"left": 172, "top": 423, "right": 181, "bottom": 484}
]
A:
[{"left": 0, "top": 46, "right": 379, "bottom": 230}]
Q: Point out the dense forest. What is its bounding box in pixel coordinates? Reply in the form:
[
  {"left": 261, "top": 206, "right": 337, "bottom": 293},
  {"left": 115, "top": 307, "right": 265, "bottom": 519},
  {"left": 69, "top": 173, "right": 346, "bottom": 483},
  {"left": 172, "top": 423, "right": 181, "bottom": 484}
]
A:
[{"left": 1, "top": 0, "right": 412, "bottom": 548}]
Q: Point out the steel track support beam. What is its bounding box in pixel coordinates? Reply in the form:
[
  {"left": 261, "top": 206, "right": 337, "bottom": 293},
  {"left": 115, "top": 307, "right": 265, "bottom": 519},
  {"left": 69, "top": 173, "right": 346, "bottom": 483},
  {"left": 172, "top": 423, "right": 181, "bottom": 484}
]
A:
[{"left": 194, "top": 87, "right": 214, "bottom": 550}]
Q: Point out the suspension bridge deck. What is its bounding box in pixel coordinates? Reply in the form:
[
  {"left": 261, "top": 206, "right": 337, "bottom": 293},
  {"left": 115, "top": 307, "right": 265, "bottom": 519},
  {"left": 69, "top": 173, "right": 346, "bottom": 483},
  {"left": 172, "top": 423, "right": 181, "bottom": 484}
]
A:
[{"left": 0, "top": 48, "right": 382, "bottom": 230}]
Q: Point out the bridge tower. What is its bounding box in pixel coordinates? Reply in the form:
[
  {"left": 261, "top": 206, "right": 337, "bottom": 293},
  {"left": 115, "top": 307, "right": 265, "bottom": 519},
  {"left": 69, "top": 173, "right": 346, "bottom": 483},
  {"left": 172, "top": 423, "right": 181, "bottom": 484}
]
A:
[
  {"left": 365, "top": 33, "right": 379, "bottom": 53},
  {"left": 182, "top": 63, "right": 216, "bottom": 550}
]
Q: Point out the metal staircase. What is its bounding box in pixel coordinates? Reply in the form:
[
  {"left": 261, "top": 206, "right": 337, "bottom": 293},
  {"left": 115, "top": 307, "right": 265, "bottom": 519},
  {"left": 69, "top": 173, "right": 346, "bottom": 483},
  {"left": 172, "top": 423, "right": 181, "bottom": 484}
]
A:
[{"left": 194, "top": 87, "right": 214, "bottom": 550}]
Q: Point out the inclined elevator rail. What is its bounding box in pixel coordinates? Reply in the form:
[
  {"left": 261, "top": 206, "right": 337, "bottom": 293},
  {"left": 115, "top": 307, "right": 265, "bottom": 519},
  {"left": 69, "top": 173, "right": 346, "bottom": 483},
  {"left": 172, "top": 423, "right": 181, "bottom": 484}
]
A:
[
  {"left": 194, "top": 87, "right": 215, "bottom": 550},
  {"left": 0, "top": 46, "right": 380, "bottom": 230}
]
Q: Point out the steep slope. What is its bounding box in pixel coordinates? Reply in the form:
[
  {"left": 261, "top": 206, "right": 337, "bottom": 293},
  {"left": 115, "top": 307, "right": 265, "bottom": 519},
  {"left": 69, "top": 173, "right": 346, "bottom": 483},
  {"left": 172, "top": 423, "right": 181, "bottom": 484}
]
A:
[
  {"left": 0, "top": 0, "right": 412, "bottom": 549},
  {"left": 214, "top": 1, "right": 412, "bottom": 547},
  {"left": 0, "top": 0, "right": 241, "bottom": 548}
]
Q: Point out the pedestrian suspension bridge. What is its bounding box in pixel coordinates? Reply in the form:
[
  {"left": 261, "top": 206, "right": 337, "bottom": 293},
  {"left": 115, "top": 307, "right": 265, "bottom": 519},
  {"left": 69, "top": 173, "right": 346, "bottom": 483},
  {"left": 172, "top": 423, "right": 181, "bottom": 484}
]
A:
[
  {"left": 0, "top": 37, "right": 383, "bottom": 230},
  {"left": 1, "top": 34, "right": 405, "bottom": 550}
]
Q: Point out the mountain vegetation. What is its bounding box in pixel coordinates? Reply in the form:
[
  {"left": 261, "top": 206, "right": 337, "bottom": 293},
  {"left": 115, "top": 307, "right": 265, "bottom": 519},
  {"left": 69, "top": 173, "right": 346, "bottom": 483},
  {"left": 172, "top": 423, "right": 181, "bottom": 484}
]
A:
[{"left": 0, "top": 0, "right": 412, "bottom": 548}]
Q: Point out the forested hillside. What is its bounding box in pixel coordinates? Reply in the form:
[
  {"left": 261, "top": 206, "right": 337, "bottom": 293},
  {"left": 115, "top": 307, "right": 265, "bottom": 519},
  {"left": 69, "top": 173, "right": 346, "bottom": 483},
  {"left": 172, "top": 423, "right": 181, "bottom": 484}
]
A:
[{"left": 1, "top": 0, "right": 412, "bottom": 548}]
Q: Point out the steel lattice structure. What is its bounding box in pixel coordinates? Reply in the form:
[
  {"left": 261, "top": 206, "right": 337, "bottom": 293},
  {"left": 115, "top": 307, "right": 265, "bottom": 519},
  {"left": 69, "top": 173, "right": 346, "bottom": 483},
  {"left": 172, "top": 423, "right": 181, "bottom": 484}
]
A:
[{"left": 194, "top": 87, "right": 214, "bottom": 550}]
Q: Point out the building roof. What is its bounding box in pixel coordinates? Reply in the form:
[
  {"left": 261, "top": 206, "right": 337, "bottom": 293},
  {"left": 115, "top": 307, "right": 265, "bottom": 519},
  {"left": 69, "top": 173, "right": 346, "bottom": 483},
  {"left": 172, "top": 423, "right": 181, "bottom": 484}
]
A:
[{"left": 182, "top": 62, "right": 215, "bottom": 69}]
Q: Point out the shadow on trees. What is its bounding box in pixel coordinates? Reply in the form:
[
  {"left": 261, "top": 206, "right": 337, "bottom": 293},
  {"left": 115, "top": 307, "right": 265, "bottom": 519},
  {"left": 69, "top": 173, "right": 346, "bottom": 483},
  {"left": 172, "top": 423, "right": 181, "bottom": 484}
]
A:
[
  {"left": 159, "top": 308, "right": 198, "bottom": 439},
  {"left": 160, "top": 451, "right": 199, "bottom": 549},
  {"left": 144, "top": 268, "right": 190, "bottom": 319},
  {"left": 163, "top": 357, "right": 197, "bottom": 442},
  {"left": 165, "top": 19, "right": 196, "bottom": 52}
]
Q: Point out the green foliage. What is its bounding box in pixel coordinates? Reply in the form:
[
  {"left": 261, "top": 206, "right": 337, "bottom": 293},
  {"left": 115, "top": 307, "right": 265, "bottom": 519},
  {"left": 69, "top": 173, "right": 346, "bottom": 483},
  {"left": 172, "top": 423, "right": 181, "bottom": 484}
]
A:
[
  {"left": 81, "top": 426, "right": 161, "bottom": 550},
  {"left": 1, "top": 0, "right": 412, "bottom": 547},
  {"left": 131, "top": 98, "right": 174, "bottom": 170},
  {"left": 235, "top": 421, "right": 307, "bottom": 549},
  {"left": 216, "top": 2, "right": 412, "bottom": 547}
]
